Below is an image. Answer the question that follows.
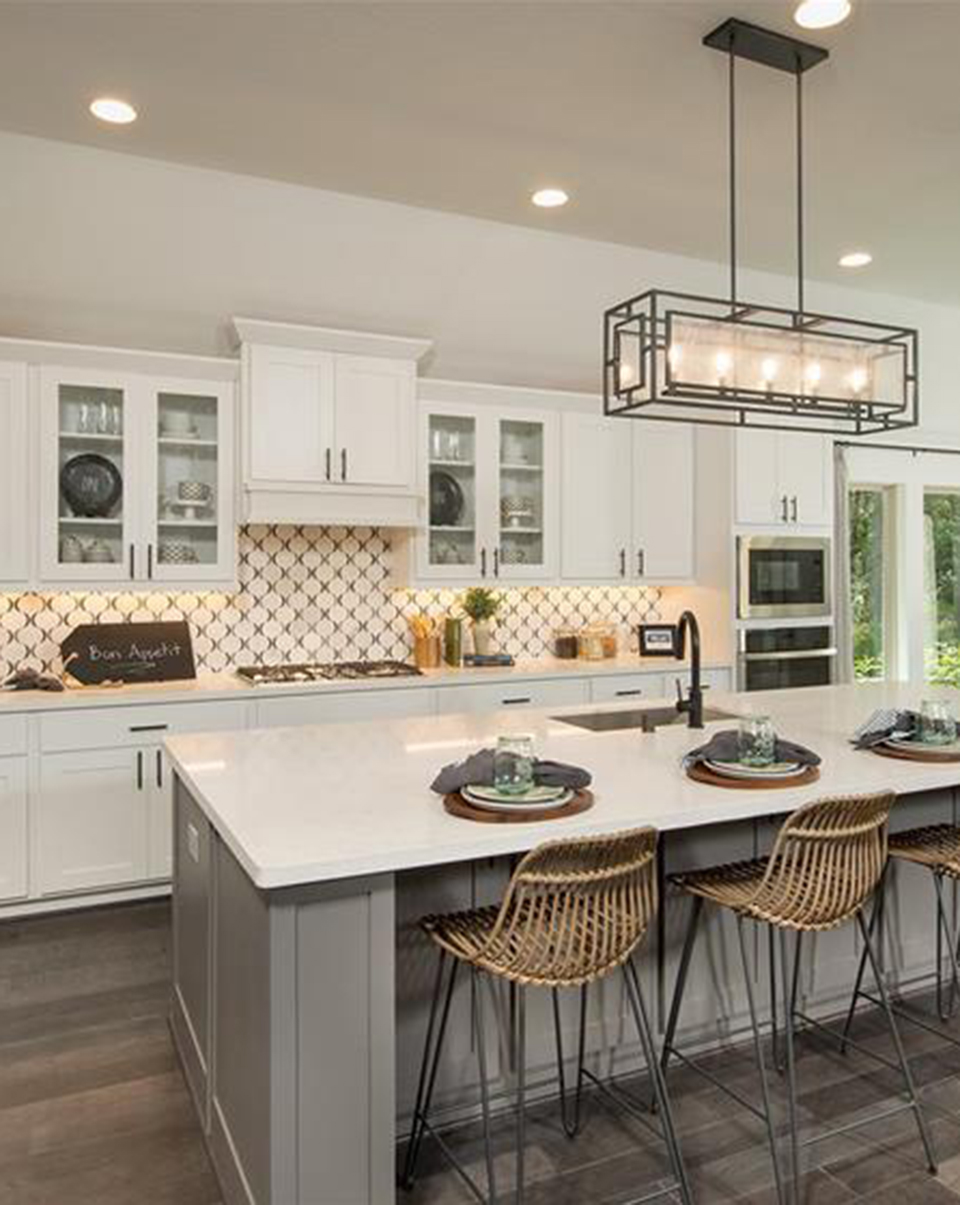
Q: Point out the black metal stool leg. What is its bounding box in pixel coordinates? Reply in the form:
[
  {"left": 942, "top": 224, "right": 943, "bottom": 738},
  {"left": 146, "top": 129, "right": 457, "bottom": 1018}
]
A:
[
  {"left": 779, "top": 929, "right": 802, "bottom": 1205},
  {"left": 769, "top": 925, "right": 782, "bottom": 1074},
  {"left": 515, "top": 985, "right": 527, "bottom": 1204},
  {"left": 856, "top": 909, "right": 938, "bottom": 1175},
  {"left": 623, "top": 960, "right": 695, "bottom": 1205},
  {"left": 737, "top": 917, "right": 787, "bottom": 1205},
  {"left": 552, "top": 984, "right": 588, "bottom": 1139},
  {"left": 473, "top": 968, "right": 498, "bottom": 1205},
  {"left": 841, "top": 875, "right": 885, "bottom": 1054},
  {"left": 933, "top": 873, "right": 960, "bottom": 1023},
  {"left": 401, "top": 951, "right": 459, "bottom": 1190},
  {"left": 661, "top": 894, "right": 704, "bottom": 1080}
]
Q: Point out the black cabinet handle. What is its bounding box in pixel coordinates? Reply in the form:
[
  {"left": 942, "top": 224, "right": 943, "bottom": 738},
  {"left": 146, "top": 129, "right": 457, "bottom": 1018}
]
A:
[
  {"left": 615, "top": 688, "right": 643, "bottom": 697},
  {"left": 129, "top": 723, "right": 169, "bottom": 733},
  {"left": 493, "top": 548, "right": 499, "bottom": 577},
  {"left": 128, "top": 544, "right": 135, "bottom": 578},
  {"left": 341, "top": 448, "right": 347, "bottom": 481},
  {"left": 637, "top": 549, "right": 645, "bottom": 576},
  {"left": 619, "top": 548, "right": 626, "bottom": 577},
  {"left": 791, "top": 495, "right": 798, "bottom": 522},
  {"left": 502, "top": 696, "right": 531, "bottom": 705},
  {"left": 781, "top": 495, "right": 789, "bottom": 522},
  {"left": 156, "top": 750, "right": 163, "bottom": 789},
  {"left": 480, "top": 547, "right": 487, "bottom": 577},
  {"left": 136, "top": 750, "right": 143, "bottom": 791},
  {"left": 147, "top": 544, "right": 153, "bottom": 579},
  {"left": 325, "top": 448, "right": 332, "bottom": 481}
]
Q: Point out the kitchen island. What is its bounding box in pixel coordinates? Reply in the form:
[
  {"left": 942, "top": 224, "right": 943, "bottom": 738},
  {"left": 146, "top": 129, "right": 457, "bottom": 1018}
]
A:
[{"left": 166, "top": 682, "right": 960, "bottom": 1205}]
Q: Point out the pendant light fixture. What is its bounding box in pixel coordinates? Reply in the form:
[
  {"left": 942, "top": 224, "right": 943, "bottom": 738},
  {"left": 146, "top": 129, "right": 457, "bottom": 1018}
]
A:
[{"left": 603, "top": 18, "right": 918, "bottom": 436}]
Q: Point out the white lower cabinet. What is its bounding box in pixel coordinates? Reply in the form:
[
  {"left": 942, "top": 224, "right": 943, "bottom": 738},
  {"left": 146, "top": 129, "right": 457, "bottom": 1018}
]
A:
[
  {"left": 37, "top": 747, "right": 150, "bottom": 896},
  {"left": 590, "top": 673, "right": 666, "bottom": 703},
  {"left": 0, "top": 757, "right": 28, "bottom": 901},
  {"left": 435, "top": 678, "right": 589, "bottom": 715},
  {"left": 254, "top": 687, "right": 437, "bottom": 728}
]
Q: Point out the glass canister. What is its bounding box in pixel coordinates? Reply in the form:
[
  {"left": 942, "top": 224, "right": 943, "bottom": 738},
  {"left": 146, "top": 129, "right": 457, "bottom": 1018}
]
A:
[
  {"left": 599, "top": 623, "right": 618, "bottom": 659},
  {"left": 578, "top": 625, "right": 606, "bottom": 661},
  {"left": 553, "top": 627, "right": 579, "bottom": 660}
]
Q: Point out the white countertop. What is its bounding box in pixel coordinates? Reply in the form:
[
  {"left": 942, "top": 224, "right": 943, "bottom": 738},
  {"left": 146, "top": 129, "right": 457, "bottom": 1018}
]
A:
[
  {"left": 0, "top": 655, "right": 724, "bottom": 714},
  {"left": 165, "top": 681, "right": 960, "bottom": 890}
]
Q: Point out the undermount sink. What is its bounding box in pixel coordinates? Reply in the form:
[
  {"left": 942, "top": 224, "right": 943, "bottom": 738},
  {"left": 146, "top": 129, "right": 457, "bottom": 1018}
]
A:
[{"left": 552, "top": 706, "right": 741, "bottom": 734}]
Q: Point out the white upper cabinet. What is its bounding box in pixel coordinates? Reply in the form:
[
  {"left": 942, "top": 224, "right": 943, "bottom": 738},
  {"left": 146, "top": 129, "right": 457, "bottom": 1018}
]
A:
[
  {"left": 632, "top": 422, "right": 695, "bottom": 580},
  {"left": 0, "top": 360, "right": 29, "bottom": 586},
  {"left": 561, "top": 412, "right": 632, "bottom": 581},
  {"left": 235, "top": 318, "right": 432, "bottom": 526},
  {"left": 561, "top": 415, "right": 695, "bottom": 584},
  {"left": 38, "top": 363, "right": 236, "bottom": 588},
  {"left": 405, "top": 399, "right": 559, "bottom": 585},
  {"left": 735, "top": 430, "right": 833, "bottom": 528}
]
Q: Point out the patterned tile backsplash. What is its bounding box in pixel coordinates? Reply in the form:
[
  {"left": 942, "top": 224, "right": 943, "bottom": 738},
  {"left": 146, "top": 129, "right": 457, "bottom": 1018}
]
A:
[{"left": 0, "top": 526, "right": 664, "bottom": 677}]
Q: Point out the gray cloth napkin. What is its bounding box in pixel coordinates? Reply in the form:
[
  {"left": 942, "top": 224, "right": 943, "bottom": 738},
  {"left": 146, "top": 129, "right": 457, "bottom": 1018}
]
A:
[
  {"left": 431, "top": 749, "right": 592, "bottom": 795},
  {"left": 851, "top": 709, "right": 921, "bottom": 749},
  {"left": 684, "top": 729, "right": 821, "bottom": 770}
]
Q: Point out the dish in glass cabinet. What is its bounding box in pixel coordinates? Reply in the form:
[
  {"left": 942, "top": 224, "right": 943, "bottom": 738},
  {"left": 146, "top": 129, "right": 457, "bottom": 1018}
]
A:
[
  {"left": 429, "top": 469, "right": 465, "bottom": 527},
  {"left": 60, "top": 453, "right": 122, "bottom": 517}
]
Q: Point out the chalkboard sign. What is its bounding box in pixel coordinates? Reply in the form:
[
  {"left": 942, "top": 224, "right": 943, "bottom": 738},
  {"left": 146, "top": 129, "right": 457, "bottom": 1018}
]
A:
[{"left": 61, "top": 622, "right": 196, "bottom": 686}]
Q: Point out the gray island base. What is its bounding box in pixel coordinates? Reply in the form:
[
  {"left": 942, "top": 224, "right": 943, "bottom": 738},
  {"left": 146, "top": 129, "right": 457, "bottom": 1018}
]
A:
[{"left": 167, "top": 683, "right": 960, "bottom": 1205}]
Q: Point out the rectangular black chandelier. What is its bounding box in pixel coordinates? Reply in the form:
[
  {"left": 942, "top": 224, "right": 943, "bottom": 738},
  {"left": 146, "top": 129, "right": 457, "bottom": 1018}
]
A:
[{"left": 603, "top": 288, "right": 919, "bottom": 436}]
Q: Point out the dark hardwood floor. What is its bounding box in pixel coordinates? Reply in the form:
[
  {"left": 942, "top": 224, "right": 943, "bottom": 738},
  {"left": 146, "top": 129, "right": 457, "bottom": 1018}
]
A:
[{"left": 4, "top": 901, "right": 960, "bottom": 1204}]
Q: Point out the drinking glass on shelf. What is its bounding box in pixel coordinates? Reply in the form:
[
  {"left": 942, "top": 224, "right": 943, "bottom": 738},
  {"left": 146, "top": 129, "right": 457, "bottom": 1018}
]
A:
[
  {"left": 738, "top": 716, "right": 776, "bottom": 767},
  {"left": 919, "top": 699, "right": 956, "bottom": 746},
  {"left": 494, "top": 734, "right": 535, "bottom": 795},
  {"left": 77, "top": 401, "right": 94, "bottom": 434}
]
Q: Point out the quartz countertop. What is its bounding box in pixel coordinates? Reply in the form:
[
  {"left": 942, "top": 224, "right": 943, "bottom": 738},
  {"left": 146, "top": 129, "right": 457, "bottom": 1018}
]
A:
[
  {"left": 0, "top": 655, "right": 727, "bottom": 713},
  {"left": 164, "top": 681, "right": 960, "bottom": 891}
]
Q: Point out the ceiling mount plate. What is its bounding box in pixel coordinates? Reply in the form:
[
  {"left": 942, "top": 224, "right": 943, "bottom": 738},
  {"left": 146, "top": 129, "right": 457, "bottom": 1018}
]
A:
[{"left": 703, "top": 17, "right": 829, "bottom": 75}]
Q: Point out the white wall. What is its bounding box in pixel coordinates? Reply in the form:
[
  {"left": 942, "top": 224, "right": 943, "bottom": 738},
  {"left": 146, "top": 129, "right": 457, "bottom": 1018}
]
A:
[{"left": 1, "top": 130, "right": 958, "bottom": 443}]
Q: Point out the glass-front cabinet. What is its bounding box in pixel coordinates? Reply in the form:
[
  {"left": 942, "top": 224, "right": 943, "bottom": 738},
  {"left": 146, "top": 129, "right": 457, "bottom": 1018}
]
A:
[
  {"left": 39, "top": 366, "right": 235, "bottom": 587},
  {"left": 416, "top": 402, "right": 558, "bottom": 583}
]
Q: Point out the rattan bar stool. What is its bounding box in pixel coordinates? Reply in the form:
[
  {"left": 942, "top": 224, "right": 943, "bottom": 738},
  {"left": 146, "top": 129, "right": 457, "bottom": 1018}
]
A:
[
  {"left": 660, "top": 792, "right": 937, "bottom": 1205},
  {"left": 842, "top": 823, "right": 960, "bottom": 1040},
  {"left": 399, "top": 827, "right": 693, "bottom": 1205}
]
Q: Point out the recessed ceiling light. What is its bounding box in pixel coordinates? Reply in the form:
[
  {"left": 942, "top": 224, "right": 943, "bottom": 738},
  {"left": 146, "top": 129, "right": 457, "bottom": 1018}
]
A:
[
  {"left": 531, "top": 187, "right": 569, "bottom": 209},
  {"left": 89, "top": 97, "right": 138, "bottom": 125},
  {"left": 839, "top": 250, "right": 873, "bottom": 268},
  {"left": 794, "top": 0, "right": 852, "bottom": 29}
]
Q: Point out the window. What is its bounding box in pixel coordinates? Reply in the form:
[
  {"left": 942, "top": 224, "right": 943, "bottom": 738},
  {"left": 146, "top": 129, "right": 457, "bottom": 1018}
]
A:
[
  {"left": 924, "top": 490, "right": 960, "bottom": 686},
  {"left": 849, "top": 487, "right": 888, "bottom": 680}
]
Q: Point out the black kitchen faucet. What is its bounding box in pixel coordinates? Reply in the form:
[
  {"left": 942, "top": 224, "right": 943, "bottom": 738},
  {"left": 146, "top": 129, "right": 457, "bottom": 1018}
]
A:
[{"left": 674, "top": 610, "right": 704, "bottom": 729}]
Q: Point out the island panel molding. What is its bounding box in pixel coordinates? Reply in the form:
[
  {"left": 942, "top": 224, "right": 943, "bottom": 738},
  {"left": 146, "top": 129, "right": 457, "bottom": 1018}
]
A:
[{"left": 0, "top": 525, "right": 663, "bottom": 678}]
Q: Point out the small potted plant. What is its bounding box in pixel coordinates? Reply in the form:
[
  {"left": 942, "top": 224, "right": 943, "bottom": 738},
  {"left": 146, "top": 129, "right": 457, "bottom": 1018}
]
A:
[{"left": 461, "top": 587, "right": 500, "bottom": 656}]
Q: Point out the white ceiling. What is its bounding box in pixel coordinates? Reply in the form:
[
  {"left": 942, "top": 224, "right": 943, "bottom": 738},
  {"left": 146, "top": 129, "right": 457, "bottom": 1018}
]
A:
[{"left": 1, "top": 1, "right": 958, "bottom": 305}]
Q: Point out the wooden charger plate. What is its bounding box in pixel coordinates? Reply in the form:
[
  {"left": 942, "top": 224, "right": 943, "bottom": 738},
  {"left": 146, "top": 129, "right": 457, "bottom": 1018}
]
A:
[
  {"left": 443, "top": 789, "right": 594, "bottom": 824},
  {"left": 871, "top": 741, "right": 960, "bottom": 764},
  {"left": 687, "top": 762, "right": 820, "bottom": 790}
]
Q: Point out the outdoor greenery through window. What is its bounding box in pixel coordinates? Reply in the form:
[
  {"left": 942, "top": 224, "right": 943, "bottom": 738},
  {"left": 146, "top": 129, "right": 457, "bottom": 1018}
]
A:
[
  {"left": 925, "top": 491, "right": 960, "bottom": 686},
  {"left": 850, "top": 487, "right": 887, "bottom": 680}
]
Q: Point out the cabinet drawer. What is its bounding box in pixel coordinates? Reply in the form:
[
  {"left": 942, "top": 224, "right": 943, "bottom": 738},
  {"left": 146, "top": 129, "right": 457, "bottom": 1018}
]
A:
[
  {"left": 254, "top": 687, "right": 436, "bottom": 728},
  {"left": 0, "top": 715, "right": 28, "bottom": 757},
  {"left": 590, "top": 673, "right": 666, "bottom": 704},
  {"left": 435, "top": 678, "right": 590, "bottom": 716},
  {"left": 40, "top": 699, "right": 249, "bottom": 752}
]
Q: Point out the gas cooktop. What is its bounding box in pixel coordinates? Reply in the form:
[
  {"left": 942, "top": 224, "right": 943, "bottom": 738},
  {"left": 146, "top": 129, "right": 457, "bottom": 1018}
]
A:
[{"left": 236, "top": 660, "right": 423, "bottom": 686}]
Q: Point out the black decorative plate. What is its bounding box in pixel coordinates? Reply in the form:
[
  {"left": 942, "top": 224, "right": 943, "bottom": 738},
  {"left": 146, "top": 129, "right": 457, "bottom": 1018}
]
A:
[
  {"left": 60, "top": 453, "right": 123, "bottom": 518},
  {"left": 429, "top": 469, "right": 465, "bottom": 527}
]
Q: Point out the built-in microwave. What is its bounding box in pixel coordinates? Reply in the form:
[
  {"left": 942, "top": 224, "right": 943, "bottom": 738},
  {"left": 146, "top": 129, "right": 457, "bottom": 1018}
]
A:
[{"left": 737, "top": 536, "right": 831, "bottom": 620}]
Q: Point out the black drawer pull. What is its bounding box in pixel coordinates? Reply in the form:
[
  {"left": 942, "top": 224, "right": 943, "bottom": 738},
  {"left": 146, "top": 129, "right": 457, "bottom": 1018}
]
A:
[
  {"left": 501, "top": 696, "right": 531, "bottom": 705},
  {"left": 615, "top": 689, "right": 643, "bottom": 697},
  {"left": 129, "top": 723, "right": 169, "bottom": 733}
]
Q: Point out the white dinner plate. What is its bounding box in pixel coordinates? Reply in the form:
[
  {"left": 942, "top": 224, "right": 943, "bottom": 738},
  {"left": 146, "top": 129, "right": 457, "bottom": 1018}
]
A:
[
  {"left": 462, "top": 785, "right": 574, "bottom": 811},
  {"left": 885, "top": 734, "right": 960, "bottom": 754},
  {"left": 705, "top": 759, "right": 805, "bottom": 780},
  {"left": 464, "top": 783, "right": 568, "bottom": 804}
]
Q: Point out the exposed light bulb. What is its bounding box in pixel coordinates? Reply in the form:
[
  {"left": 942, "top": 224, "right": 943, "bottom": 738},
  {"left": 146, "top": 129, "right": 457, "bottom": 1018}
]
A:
[
  {"left": 715, "top": 351, "right": 733, "bottom": 386},
  {"left": 619, "top": 362, "right": 636, "bottom": 386},
  {"left": 805, "top": 362, "right": 823, "bottom": 388},
  {"left": 667, "top": 344, "right": 683, "bottom": 374},
  {"left": 849, "top": 367, "right": 868, "bottom": 395},
  {"left": 794, "top": 0, "right": 852, "bottom": 30},
  {"left": 761, "top": 358, "right": 779, "bottom": 388}
]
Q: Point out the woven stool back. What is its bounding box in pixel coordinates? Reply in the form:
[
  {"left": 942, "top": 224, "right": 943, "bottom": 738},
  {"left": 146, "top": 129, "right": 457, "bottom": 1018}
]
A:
[
  {"left": 751, "top": 792, "right": 894, "bottom": 931},
  {"left": 478, "top": 827, "right": 658, "bottom": 987}
]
